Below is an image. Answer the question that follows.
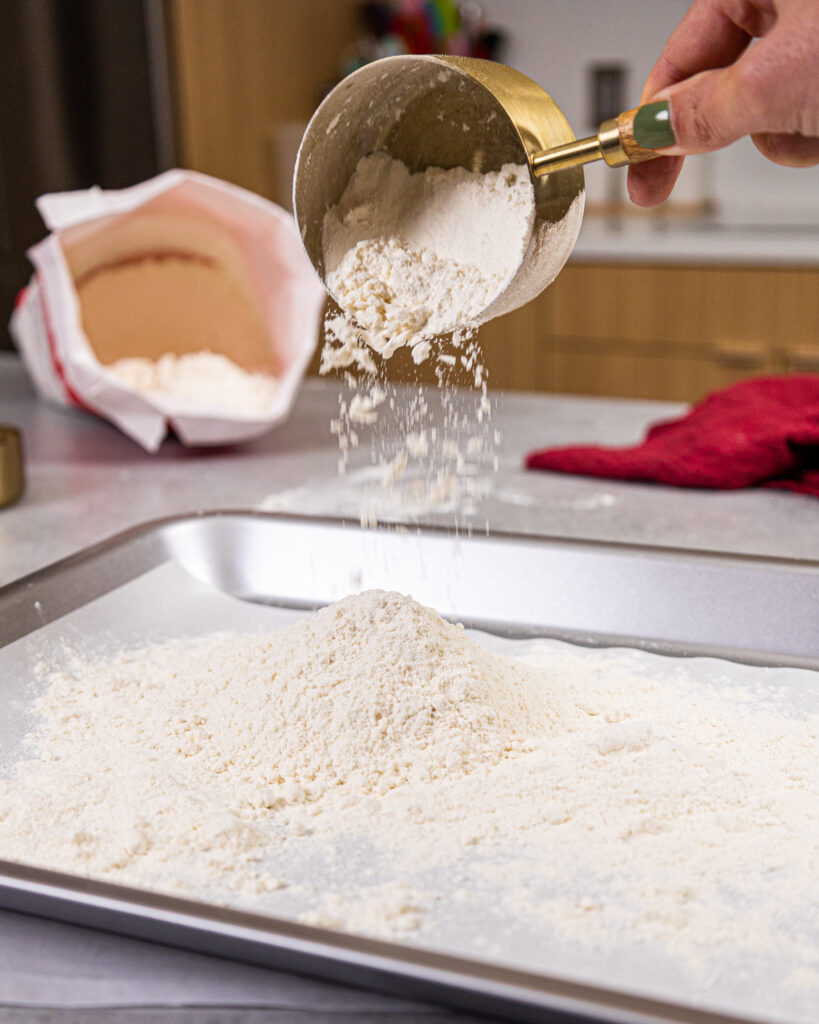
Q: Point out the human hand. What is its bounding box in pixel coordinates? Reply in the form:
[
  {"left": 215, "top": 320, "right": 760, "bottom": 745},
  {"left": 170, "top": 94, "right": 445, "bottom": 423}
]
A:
[{"left": 628, "top": 0, "right": 819, "bottom": 207}]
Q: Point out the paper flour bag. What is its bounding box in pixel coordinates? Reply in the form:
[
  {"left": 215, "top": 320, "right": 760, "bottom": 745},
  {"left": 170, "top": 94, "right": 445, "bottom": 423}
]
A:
[{"left": 9, "top": 170, "right": 326, "bottom": 451}]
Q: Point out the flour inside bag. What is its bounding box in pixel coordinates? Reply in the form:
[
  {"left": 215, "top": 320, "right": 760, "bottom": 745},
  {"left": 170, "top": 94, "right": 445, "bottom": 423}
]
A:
[{"left": 9, "top": 170, "right": 326, "bottom": 451}]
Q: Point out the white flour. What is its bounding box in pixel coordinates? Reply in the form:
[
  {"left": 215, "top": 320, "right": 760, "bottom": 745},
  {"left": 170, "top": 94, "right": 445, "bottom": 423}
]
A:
[
  {"left": 1, "top": 589, "right": 818, "bottom": 1008},
  {"left": 316, "top": 152, "right": 583, "bottom": 525},
  {"left": 316, "top": 153, "right": 540, "bottom": 523},
  {"left": 327, "top": 354, "right": 496, "bottom": 525},
  {"left": 322, "top": 153, "right": 535, "bottom": 360},
  {"left": 107, "top": 351, "right": 279, "bottom": 413}
]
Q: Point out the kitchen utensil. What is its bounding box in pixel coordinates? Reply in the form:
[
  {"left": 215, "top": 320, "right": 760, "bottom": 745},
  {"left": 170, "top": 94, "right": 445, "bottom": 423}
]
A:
[
  {"left": 531, "top": 101, "right": 667, "bottom": 175},
  {"left": 294, "top": 54, "right": 586, "bottom": 328},
  {"left": 0, "top": 427, "right": 23, "bottom": 508},
  {"left": 294, "top": 56, "right": 672, "bottom": 328}
]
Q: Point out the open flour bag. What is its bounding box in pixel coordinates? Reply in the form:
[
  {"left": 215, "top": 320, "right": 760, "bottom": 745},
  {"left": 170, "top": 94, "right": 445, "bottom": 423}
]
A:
[{"left": 9, "top": 170, "right": 326, "bottom": 451}]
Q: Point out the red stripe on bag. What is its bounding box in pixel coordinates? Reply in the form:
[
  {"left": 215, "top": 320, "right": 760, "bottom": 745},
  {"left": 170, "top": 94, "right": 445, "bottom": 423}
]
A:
[{"left": 36, "top": 271, "right": 93, "bottom": 412}]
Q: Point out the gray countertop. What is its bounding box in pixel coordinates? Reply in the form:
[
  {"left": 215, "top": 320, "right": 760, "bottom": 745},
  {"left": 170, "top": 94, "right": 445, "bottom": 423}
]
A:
[
  {"left": 2, "top": 353, "right": 817, "bottom": 589},
  {"left": 0, "top": 351, "right": 817, "bottom": 1023}
]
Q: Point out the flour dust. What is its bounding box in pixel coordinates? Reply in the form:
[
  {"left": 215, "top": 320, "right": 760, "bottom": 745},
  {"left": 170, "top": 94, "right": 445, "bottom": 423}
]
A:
[
  {"left": 325, "top": 332, "right": 498, "bottom": 526},
  {"left": 317, "top": 153, "right": 537, "bottom": 525}
]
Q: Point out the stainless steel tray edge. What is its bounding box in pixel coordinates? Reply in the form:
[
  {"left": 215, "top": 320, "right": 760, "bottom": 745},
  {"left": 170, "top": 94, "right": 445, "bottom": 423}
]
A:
[
  {"left": 2, "top": 510, "right": 818, "bottom": 666},
  {"left": 0, "top": 859, "right": 753, "bottom": 1024}
]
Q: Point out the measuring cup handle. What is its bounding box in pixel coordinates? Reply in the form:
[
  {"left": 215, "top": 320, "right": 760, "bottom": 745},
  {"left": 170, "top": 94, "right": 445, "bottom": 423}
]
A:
[
  {"left": 597, "top": 104, "right": 671, "bottom": 167},
  {"left": 614, "top": 108, "right": 661, "bottom": 164},
  {"left": 532, "top": 101, "right": 673, "bottom": 175},
  {"left": 617, "top": 100, "right": 675, "bottom": 163}
]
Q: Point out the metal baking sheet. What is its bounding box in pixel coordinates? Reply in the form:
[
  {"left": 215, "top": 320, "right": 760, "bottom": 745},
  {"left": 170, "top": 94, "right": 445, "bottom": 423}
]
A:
[{"left": 1, "top": 511, "right": 818, "bottom": 1024}]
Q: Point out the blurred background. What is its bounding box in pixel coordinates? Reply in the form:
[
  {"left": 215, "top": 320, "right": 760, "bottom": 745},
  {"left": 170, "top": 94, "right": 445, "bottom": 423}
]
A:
[{"left": 1, "top": 0, "right": 817, "bottom": 401}]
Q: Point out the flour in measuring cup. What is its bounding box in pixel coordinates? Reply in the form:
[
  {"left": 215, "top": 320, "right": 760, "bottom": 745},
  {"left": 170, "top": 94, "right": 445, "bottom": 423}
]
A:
[{"left": 321, "top": 152, "right": 535, "bottom": 363}]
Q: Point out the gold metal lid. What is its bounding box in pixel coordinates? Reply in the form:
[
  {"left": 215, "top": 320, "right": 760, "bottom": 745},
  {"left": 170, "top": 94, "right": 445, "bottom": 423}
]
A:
[{"left": 0, "top": 426, "right": 24, "bottom": 509}]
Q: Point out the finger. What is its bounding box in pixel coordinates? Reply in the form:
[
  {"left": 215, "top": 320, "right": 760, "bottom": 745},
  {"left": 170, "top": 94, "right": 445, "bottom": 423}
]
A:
[
  {"left": 654, "top": 14, "right": 817, "bottom": 156},
  {"left": 753, "top": 131, "right": 819, "bottom": 167},
  {"left": 652, "top": 62, "right": 756, "bottom": 154},
  {"left": 627, "top": 155, "right": 685, "bottom": 207},
  {"left": 640, "top": 0, "right": 773, "bottom": 101}
]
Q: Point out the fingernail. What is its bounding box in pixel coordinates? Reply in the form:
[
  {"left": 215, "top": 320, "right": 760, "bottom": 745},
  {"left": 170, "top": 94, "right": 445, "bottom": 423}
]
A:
[{"left": 633, "top": 100, "right": 675, "bottom": 150}]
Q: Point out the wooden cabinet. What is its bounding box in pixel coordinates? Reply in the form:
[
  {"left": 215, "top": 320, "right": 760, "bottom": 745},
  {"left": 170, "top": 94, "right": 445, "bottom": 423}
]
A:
[
  {"left": 167, "top": 0, "right": 360, "bottom": 202},
  {"left": 318, "top": 263, "right": 817, "bottom": 402},
  {"left": 437, "top": 263, "right": 817, "bottom": 402}
]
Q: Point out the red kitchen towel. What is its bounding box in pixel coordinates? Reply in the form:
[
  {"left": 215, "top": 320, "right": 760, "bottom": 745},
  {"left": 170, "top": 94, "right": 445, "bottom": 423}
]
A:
[{"left": 526, "top": 376, "right": 819, "bottom": 496}]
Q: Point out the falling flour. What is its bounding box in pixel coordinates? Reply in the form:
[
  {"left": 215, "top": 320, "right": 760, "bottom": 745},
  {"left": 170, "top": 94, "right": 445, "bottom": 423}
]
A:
[
  {"left": 107, "top": 351, "right": 279, "bottom": 413},
  {"left": 316, "top": 153, "right": 544, "bottom": 520},
  {"left": 1, "top": 589, "right": 818, "bottom": 1015}
]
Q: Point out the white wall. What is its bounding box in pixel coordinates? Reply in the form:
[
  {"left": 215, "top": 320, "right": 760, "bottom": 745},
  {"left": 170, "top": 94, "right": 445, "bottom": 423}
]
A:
[{"left": 480, "top": 0, "right": 819, "bottom": 226}]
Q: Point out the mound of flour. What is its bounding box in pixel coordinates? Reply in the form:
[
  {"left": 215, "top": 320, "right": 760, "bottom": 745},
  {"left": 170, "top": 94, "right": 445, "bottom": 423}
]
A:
[
  {"left": 0, "top": 593, "right": 566, "bottom": 895},
  {"left": 3, "top": 589, "right": 817, "bottom": 1002},
  {"left": 107, "top": 351, "right": 279, "bottom": 412},
  {"left": 205, "top": 590, "right": 572, "bottom": 795},
  {"left": 321, "top": 153, "right": 535, "bottom": 361}
]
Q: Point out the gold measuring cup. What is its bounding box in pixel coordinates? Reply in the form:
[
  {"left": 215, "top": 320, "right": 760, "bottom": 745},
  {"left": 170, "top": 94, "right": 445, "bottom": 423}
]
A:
[
  {"left": 294, "top": 55, "right": 664, "bottom": 329},
  {"left": 0, "top": 427, "right": 24, "bottom": 509}
]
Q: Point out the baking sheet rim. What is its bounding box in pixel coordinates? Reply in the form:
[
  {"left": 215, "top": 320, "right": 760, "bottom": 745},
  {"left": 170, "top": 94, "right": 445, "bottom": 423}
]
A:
[{"left": 0, "top": 857, "right": 757, "bottom": 1024}]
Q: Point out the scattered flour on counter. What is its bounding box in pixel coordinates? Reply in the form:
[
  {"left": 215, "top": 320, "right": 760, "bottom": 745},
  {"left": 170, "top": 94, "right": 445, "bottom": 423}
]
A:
[
  {"left": 1, "top": 588, "right": 818, "bottom": 1007},
  {"left": 258, "top": 461, "right": 492, "bottom": 526},
  {"left": 107, "top": 351, "right": 279, "bottom": 413}
]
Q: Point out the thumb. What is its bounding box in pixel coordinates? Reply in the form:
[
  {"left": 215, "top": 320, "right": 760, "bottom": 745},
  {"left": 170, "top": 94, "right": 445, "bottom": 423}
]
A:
[{"left": 653, "top": 62, "right": 751, "bottom": 155}]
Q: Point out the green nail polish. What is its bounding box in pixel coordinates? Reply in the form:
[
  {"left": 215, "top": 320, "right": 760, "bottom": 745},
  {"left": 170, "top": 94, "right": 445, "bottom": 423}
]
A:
[{"left": 633, "top": 100, "right": 675, "bottom": 149}]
